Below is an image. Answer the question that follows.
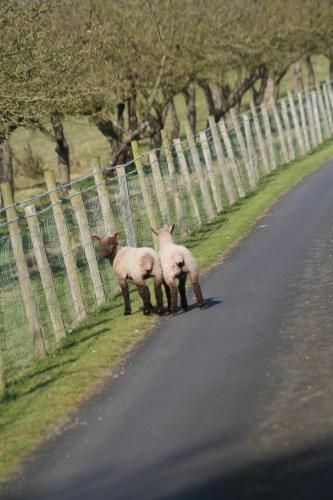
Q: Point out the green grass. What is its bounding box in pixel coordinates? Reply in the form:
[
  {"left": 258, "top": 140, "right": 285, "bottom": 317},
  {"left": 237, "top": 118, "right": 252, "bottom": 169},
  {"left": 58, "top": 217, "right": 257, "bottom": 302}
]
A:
[{"left": 1, "top": 138, "right": 333, "bottom": 482}]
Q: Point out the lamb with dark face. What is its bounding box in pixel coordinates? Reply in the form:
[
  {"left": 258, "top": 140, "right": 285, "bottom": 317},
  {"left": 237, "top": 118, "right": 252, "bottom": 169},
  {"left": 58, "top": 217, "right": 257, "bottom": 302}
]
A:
[
  {"left": 92, "top": 233, "right": 164, "bottom": 316},
  {"left": 151, "top": 224, "right": 205, "bottom": 315}
]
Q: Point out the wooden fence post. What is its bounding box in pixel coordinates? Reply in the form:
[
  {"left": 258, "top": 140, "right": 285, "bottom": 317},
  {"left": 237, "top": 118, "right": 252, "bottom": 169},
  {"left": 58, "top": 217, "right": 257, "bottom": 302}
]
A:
[
  {"left": 243, "top": 113, "right": 260, "bottom": 182},
  {"left": 173, "top": 138, "right": 202, "bottom": 227},
  {"left": 70, "top": 190, "right": 106, "bottom": 306},
  {"left": 161, "top": 130, "right": 186, "bottom": 230},
  {"left": 218, "top": 118, "right": 245, "bottom": 198},
  {"left": 199, "top": 131, "right": 223, "bottom": 213},
  {"left": 185, "top": 122, "right": 215, "bottom": 220},
  {"left": 272, "top": 102, "right": 289, "bottom": 164},
  {"left": 287, "top": 91, "right": 306, "bottom": 156},
  {"left": 297, "top": 92, "right": 311, "bottom": 153},
  {"left": 115, "top": 165, "right": 136, "bottom": 247},
  {"left": 230, "top": 109, "right": 257, "bottom": 190},
  {"left": 316, "top": 83, "right": 330, "bottom": 138},
  {"left": 92, "top": 164, "right": 117, "bottom": 235},
  {"left": 131, "top": 141, "right": 158, "bottom": 245},
  {"left": 281, "top": 98, "right": 296, "bottom": 161},
  {"left": 25, "top": 204, "right": 66, "bottom": 342},
  {"left": 250, "top": 99, "right": 270, "bottom": 174},
  {"left": 149, "top": 150, "right": 170, "bottom": 225},
  {"left": 326, "top": 80, "right": 333, "bottom": 118},
  {"left": 0, "top": 183, "right": 46, "bottom": 357},
  {"left": 305, "top": 90, "right": 318, "bottom": 148},
  {"left": 44, "top": 170, "right": 86, "bottom": 322},
  {"left": 208, "top": 116, "right": 236, "bottom": 205},
  {"left": 311, "top": 90, "right": 323, "bottom": 144},
  {"left": 322, "top": 83, "right": 333, "bottom": 135},
  {"left": 261, "top": 103, "right": 277, "bottom": 170}
]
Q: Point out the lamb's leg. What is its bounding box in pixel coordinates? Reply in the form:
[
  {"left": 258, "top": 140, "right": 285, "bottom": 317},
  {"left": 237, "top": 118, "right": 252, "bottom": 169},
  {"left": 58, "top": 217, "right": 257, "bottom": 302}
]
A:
[
  {"left": 165, "top": 278, "right": 178, "bottom": 315},
  {"left": 189, "top": 271, "right": 205, "bottom": 309},
  {"left": 178, "top": 273, "right": 188, "bottom": 311},
  {"left": 164, "top": 281, "right": 171, "bottom": 313},
  {"left": 119, "top": 279, "right": 131, "bottom": 315},
  {"left": 154, "top": 276, "right": 164, "bottom": 315},
  {"left": 136, "top": 283, "right": 152, "bottom": 315}
]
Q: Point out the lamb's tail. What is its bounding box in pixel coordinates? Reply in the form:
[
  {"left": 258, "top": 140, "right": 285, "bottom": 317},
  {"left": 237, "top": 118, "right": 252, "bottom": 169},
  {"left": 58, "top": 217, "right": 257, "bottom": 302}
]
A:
[
  {"left": 177, "top": 259, "right": 185, "bottom": 269},
  {"left": 142, "top": 255, "right": 154, "bottom": 276},
  {"left": 175, "top": 253, "right": 185, "bottom": 271}
]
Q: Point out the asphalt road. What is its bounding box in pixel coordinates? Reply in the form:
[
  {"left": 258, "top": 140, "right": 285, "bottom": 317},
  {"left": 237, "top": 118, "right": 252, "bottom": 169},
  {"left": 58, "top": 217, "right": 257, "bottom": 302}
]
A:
[{"left": 3, "top": 160, "right": 333, "bottom": 500}]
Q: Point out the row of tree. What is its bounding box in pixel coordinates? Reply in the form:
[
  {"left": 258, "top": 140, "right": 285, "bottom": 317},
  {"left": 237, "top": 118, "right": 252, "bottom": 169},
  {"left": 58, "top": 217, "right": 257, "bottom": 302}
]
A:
[{"left": 1, "top": 0, "right": 333, "bottom": 203}]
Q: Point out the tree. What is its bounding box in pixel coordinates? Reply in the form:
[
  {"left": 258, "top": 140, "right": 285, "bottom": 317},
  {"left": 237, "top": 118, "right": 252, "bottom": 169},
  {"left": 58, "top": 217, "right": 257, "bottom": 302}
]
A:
[{"left": 0, "top": 0, "right": 96, "bottom": 202}]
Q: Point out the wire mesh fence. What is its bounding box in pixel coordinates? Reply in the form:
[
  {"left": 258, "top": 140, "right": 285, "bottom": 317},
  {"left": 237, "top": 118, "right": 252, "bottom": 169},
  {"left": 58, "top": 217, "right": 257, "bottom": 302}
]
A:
[{"left": 1, "top": 81, "right": 333, "bottom": 391}]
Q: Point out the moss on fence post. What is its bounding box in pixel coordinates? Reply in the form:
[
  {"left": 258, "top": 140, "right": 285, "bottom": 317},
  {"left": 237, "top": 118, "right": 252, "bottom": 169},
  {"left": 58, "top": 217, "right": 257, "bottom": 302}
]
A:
[
  {"left": 70, "top": 190, "right": 106, "bottom": 306},
  {"left": 0, "top": 182, "right": 46, "bottom": 358},
  {"left": 185, "top": 122, "right": 215, "bottom": 221},
  {"left": 131, "top": 141, "right": 158, "bottom": 247},
  {"left": 208, "top": 116, "right": 236, "bottom": 206},
  {"left": 25, "top": 204, "right": 66, "bottom": 342},
  {"left": 92, "top": 163, "right": 117, "bottom": 235},
  {"left": 199, "top": 131, "right": 223, "bottom": 214},
  {"left": 44, "top": 170, "right": 86, "bottom": 322},
  {"left": 161, "top": 130, "right": 186, "bottom": 233}
]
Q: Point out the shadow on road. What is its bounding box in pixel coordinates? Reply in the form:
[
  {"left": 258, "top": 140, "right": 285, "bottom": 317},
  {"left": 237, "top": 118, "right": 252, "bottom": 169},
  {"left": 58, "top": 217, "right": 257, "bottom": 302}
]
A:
[
  {"left": 165, "top": 441, "right": 333, "bottom": 500},
  {"left": 177, "top": 297, "right": 222, "bottom": 314},
  {"left": 5, "top": 437, "right": 333, "bottom": 500}
]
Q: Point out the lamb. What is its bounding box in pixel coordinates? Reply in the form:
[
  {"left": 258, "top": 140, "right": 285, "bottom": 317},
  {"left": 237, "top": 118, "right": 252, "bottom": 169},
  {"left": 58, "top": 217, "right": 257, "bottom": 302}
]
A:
[
  {"left": 151, "top": 224, "right": 205, "bottom": 314},
  {"left": 92, "top": 233, "right": 164, "bottom": 316}
]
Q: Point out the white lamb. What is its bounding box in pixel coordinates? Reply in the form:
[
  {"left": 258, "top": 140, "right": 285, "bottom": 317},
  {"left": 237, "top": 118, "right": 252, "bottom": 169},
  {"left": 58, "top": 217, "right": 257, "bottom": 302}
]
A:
[
  {"left": 92, "top": 233, "right": 164, "bottom": 316},
  {"left": 151, "top": 224, "right": 205, "bottom": 314}
]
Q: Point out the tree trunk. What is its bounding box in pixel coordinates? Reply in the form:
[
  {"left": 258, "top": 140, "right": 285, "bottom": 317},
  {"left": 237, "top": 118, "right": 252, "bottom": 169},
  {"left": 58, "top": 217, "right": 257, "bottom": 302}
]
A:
[
  {"left": 127, "top": 94, "right": 138, "bottom": 133},
  {"left": 50, "top": 113, "right": 70, "bottom": 188},
  {"left": 183, "top": 83, "right": 196, "bottom": 135},
  {"left": 149, "top": 123, "right": 163, "bottom": 151},
  {"left": 94, "top": 115, "right": 130, "bottom": 168},
  {"left": 261, "top": 66, "right": 289, "bottom": 106},
  {"left": 200, "top": 68, "right": 263, "bottom": 121},
  {"left": 0, "top": 139, "right": 14, "bottom": 208},
  {"left": 169, "top": 98, "right": 180, "bottom": 140},
  {"left": 197, "top": 80, "right": 216, "bottom": 117},
  {"left": 291, "top": 61, "right": 304, "bottom": 93},
  {"left": 210, "top": 82, "right": 224, "bottom": 111},
  {"left": 262, "top": 77, "right": 280, "bottom": 104},
  {"left": 305, "top": 55, "right": 316, "bottom": 87}
]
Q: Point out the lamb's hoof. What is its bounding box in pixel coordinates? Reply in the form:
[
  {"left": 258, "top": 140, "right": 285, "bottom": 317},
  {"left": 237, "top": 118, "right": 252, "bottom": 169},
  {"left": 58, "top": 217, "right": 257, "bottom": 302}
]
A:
[
  {"left": 157, "top": 308, "right": 165, "bottom": 316},
  {"left": 199, "top": 302, "right": 207, "bottom": 310},
  {"left": 124, "top": 310, "right": 131, "bottom": 316},
  {"left": 143, "top": 309, "right": 151, "bottom": 316},
  {"left": 181, "top": 304, "right": 188, "bottom": 312}
]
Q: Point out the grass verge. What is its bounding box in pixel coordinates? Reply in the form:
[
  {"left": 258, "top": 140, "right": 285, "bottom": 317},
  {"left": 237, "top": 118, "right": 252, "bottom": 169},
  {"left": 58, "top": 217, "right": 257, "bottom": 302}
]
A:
[{"left": 1, "top": 140, "right": 333, "bottom": 482}]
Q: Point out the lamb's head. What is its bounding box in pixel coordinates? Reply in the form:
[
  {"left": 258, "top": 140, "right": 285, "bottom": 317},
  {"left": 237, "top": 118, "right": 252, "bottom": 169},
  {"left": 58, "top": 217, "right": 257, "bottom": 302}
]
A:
[
  {"left": 92, "top": 233, "right": 120, "bottom": 258},
  {"left": 151, "top": 224, "right": 174, "bottom": 245}
]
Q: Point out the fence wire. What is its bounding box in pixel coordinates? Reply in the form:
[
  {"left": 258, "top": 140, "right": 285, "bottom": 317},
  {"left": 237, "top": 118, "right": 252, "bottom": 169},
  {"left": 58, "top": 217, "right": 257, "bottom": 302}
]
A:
[{"left": 1, "top": 82, "right": 333, "bottom": 384}]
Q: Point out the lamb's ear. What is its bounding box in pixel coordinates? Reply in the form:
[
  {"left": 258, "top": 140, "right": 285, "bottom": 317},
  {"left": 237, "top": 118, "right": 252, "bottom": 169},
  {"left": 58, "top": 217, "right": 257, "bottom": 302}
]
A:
[
  {"left": 92, "top": 235, "right": 101, "bottom": 242},
  {"left": 169, "top": 224, "right": 175, "bottom": 234},
  {"left": 151, "top": 227, "right": 159, "bottom": 236},
  {"left": 114, "top": 232, "right": 120, "bottom": 241}
]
